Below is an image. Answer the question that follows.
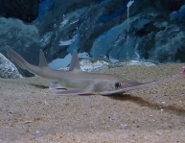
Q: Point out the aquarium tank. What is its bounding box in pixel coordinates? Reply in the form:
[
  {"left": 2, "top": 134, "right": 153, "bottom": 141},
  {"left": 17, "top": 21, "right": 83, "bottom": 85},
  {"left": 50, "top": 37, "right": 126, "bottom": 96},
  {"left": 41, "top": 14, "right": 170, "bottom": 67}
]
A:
[{"left": 1, "top": 0, "right": 185, "bottom": 74}]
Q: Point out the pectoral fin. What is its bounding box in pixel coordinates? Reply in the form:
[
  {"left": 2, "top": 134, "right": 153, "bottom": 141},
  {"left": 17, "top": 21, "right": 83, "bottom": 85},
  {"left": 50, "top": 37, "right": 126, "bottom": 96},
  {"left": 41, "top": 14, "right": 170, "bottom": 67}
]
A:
[
  {"left": 49, "top": 81, "right": 66, "bottom": 90},
  {"left": 55, "top": 89, "right": 91, "bottom": 95}
]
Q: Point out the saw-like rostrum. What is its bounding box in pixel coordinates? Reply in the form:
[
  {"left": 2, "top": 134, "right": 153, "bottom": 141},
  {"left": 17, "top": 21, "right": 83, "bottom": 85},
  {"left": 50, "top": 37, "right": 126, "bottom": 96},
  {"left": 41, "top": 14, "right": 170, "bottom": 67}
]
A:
[{"left": 6, "top": 45, "right": 185, "bottom": 95}]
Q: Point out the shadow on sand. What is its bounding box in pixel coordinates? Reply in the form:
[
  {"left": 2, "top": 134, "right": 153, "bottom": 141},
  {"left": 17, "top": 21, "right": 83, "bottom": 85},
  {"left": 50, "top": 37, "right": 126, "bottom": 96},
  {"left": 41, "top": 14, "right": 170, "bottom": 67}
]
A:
[{"left": 108, "top": 93, "right": 185, "bottom": 116}]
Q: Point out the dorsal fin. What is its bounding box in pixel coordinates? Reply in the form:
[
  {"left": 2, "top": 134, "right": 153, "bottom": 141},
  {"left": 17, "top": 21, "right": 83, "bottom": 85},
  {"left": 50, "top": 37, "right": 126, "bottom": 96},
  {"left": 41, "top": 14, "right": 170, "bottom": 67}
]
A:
[
  {"left": 39, "top": 50, "right": 48, "bottom": 67},
  {"left": 69, "top": 49, "right": 81, "bottom": 71}
]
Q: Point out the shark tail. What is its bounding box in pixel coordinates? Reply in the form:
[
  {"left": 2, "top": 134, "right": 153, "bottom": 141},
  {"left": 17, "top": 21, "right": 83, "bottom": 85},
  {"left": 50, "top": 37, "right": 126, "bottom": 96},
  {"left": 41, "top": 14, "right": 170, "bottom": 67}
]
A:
[
  {"left": 6, "top": 46, "right": 49, "bottom": 70},
  {"left": 6, "top": 45, "right": 28, "bottom": 69}
]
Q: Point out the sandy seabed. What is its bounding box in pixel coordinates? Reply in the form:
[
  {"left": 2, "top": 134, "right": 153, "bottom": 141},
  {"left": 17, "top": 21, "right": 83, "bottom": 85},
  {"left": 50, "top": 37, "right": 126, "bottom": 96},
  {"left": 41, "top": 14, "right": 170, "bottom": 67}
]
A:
[{"left": 0, "top": 63, "right": 185, "bottom": 143}]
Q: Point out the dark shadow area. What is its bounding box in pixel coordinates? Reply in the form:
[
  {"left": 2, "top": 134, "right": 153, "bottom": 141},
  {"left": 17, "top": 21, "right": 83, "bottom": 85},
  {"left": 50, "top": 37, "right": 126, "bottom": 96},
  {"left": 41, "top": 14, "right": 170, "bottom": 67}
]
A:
[
  {"left": 107, "top": 94, "right": 185, "bottom": 116},
  {"left": 28, "top": 83, "right": 48, "bottom": 89}
]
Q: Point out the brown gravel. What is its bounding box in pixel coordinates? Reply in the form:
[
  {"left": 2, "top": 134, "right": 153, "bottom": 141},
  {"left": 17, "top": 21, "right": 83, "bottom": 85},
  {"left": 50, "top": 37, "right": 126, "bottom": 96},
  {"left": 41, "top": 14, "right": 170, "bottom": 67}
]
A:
[{"left": 0, "top": 63, "right": 185, "bottom": 143}]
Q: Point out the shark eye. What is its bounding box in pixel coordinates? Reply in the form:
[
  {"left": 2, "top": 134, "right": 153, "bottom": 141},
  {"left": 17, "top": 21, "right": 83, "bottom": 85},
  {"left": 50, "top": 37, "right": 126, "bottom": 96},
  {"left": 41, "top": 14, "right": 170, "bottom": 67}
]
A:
[{"left": 115, "top": 82, "right": 121, "bottom": 89}]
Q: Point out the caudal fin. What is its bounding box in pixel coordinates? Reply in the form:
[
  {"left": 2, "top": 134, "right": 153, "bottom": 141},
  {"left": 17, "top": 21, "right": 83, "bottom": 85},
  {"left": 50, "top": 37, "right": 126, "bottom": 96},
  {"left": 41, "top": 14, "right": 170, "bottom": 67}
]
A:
[{"left": 6, "top": 45, "right": 28, "bottom": 69}]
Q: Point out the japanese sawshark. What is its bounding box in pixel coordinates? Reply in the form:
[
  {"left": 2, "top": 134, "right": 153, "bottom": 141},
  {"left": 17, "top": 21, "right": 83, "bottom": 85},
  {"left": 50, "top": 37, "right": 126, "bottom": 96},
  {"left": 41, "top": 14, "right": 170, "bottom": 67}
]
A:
[{"left": 6, "top": 46, "right": 185, "bottom": 96}]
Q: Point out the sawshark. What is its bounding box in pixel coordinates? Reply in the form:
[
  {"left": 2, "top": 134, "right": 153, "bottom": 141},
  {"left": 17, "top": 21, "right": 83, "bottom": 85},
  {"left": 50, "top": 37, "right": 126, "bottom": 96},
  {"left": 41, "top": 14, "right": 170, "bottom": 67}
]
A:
[{"left": 6, "top": 45, "right": 185, "bottom": 95}]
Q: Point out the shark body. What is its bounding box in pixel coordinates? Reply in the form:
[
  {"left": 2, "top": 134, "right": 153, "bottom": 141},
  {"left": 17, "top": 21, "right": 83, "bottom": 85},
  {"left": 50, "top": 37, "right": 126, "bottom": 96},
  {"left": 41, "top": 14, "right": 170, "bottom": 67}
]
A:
[{"left": 6, "top": 46, "right": 185, "bottom": 95}]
